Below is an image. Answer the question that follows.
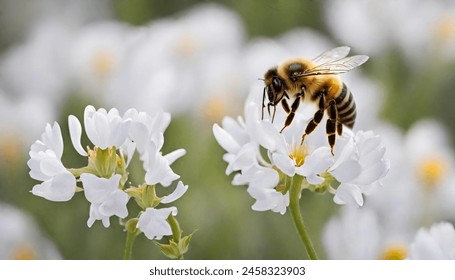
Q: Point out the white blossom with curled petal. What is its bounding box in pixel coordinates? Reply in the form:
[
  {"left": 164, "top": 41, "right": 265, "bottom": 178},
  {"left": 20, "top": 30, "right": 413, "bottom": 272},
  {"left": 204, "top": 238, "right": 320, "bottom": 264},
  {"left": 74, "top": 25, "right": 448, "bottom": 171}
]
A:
[
  {"left": 407, "top": 222, "right": 455, "bottom": 260},
  {"left": 80, "top": 173, "right": 129, "bottom": 228},
  {"left": 143, "top": 140, "right": 185, "bottom": 187},
  {"left": 137, "top": 207, "right": 178, "bottom": 240},
  {"left": 27, "top": 122, "right": 76, "bottom": 202},
  {"left": 161, "top": 181, "right": 189, "bottom": 204}
]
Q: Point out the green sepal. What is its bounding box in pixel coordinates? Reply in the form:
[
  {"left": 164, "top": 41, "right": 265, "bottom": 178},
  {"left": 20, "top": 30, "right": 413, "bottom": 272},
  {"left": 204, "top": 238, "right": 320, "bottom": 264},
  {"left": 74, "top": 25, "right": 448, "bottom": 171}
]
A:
[{"left": 125, "top": 184, "right": 161, "bottom": 209}]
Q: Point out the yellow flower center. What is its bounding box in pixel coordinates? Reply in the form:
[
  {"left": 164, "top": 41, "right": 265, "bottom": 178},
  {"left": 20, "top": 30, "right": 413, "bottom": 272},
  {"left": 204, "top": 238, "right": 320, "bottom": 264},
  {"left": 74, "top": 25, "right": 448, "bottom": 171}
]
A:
[
  {"left": 380, "top": 244, "right": 408, "bottom": 260},
  {"left": 176, "top": 35, "right": 199, "bottom": 57},
  {"left": 91, "top": 50, "right": 115, "bottom": 77},
  {"left": 11, "top": 244, "right": 37, "bottom": 260},
  {"left": 434, "top": 17, "right": 455, "bottom": 44},
  {"left": 417, "top": 157, "right": 447, "bottom": 188},
  {"left": 0, "top": 134, "right": 23, "bottom": 169},
  {"left": 289, "top": 143, "right": 307, "bottom": 167},
  {"left": 201, "top": 95, "right": 229, "bottom": 123}
]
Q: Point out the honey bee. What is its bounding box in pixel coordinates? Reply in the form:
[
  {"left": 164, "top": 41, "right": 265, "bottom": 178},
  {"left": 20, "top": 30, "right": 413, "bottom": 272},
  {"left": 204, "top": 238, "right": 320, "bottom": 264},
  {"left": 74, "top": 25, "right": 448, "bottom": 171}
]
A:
[{"left": 262, "top": 46, "right": 369, "bottom": 154}]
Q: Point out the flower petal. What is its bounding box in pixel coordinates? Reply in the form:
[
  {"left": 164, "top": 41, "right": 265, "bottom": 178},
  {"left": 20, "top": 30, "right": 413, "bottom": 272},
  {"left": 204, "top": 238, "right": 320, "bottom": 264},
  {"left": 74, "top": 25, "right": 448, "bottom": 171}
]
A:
[
  {"left": 333, "top": 183, "right": 364, "bottom": 207},
  {"left": 81, "top": 173, "right": 120, "bottom": 204},
  {"left": 330, "top": 160, "right": 361, "bottom": 183},
  {"left": 99, "top": 190, "right": 129, "bottom": 218},
  {"left": 137, "top": 207, "right": 177, "bottom": 240},
  {"left": 164, "top": 149, "right": 186, "bottom": 165},
  {"left": 68, "top": 115, "right": 88, "bottom": 156},
  {"left": 272, "top": 152, "right": 295, "bottom": 176},
  {"left": 161, "top": 181, "right": 188, "bottom": 203},
  {"left": 213, "top": 123, "right": 241, "bottom": 154},
  {"left": 31, "top": 171, "right": 76, "bottom": 202}
]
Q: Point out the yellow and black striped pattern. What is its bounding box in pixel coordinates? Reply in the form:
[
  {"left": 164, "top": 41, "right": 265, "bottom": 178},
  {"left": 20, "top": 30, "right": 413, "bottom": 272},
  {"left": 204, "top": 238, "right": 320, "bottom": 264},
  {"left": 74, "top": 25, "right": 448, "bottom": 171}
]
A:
[{"left": 334, "top": 83, "right": 356, "bottom": 128}]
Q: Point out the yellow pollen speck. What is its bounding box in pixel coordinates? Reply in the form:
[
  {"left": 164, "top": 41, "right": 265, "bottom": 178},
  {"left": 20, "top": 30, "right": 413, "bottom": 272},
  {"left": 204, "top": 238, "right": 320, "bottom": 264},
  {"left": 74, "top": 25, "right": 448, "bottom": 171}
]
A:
[
  {"left": 201, "top": 96, "right": 229, "bottom": 123},
  {"left": 380, "top": 244, "right": 408, "bottom": 260},
  {"left": 176, "top": 35, "right": 199, "bottom": 57},
  {"left": 435, "top": 17, "right": 455, "bottom": 43},
  {"left": 418, "top": 157, "right": 447, "bottom": 187},
  {"left": 91, "top": 50, "right": 115, "bottom": 77},
  {"left": 289, "top": 143, "right": 307, "bottom": 167},
  {"left": 11, "top": 244, "right": 37, "bottom": 260},
  {"left": 0, "top": 135, "right": 23, "bottom": 169}
]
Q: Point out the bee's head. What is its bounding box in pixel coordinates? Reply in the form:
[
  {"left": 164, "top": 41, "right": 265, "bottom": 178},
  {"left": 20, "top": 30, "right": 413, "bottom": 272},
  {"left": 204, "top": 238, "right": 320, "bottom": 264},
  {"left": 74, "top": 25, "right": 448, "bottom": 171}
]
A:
[
  {"left": 262, "top": 67, "right": 286, "bottom": 121},
  {"left": 264, "top": 67, "right": 285, "bottom": 104}
]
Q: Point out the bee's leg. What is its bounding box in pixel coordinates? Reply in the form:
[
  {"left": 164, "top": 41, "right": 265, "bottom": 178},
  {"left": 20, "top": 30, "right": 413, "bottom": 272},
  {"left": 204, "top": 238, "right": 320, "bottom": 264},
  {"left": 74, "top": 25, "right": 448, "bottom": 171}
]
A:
[
  {"left": 279, "top": 97, "right": 300, "bottom": 133},
  {"left": 262, "top": 87, "right": 267, "bottom": 120},
  {"left": 337, "top": 121, "right": 343, "bottom": 136},
  {"left": 281, "top": 98, "right": 290, "bottom": 114},
  {"left": 301, "top": 93, "right": 325, "bottom": 145},
  {"left": 326, "top": 99, "right": 338, "bottom": 155}
]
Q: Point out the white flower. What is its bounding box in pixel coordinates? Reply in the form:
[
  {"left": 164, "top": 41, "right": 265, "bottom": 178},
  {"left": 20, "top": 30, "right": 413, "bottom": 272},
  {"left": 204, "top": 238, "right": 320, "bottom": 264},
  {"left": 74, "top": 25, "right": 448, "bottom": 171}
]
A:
[
  {"left": 84, "top": 105, "right": 131, "bottom": 150},
  {"left": 27, "top": 122, "right": 76, "bottom": 202},
  {"left": 80, "top": 173, "right": 129, "bottom": 228},
  {"left": 136, "top": 182, "right": 187, "bottom": 240},
  {"left": 214, "top": 91, "right": 389, "bottom": 211},
  {"left": 0, "top": 92, "right": 56, "bottom": 148},
  {"left": 0, "top": 203, "right": 61, "bottom": 259},
  {"left": 122, "top": 108, "right": 170, "bottom": 157},
  {"left": 143, "top": 140, "right": 184, "bottom": 187},
  {"left": 68, "top": 21, "right": 131, "bottom": 97},
  {"left": 408, "top": 222, "right": 455, "bottom": 259},
  {"left": 69, "top": 105, "right": 131, "bottom": 155},
  {"left": 323, "top": 206, "right": 412, "bottom": 259},
  {"left": 332, "top": 131, "right": 389, "bottom": 207},
  {"left": 137, "top": 207, "right": 178, "bottom": 240},
  {"left": 324, "top": 0, "right": 455, "bottom": 61},
  {"left": 0, "top": 20, "right": 71, "bottom": 104},
  {"left": 246, "top": 166, "right": 289, "bottom": 214},
  {"left": 106, "top": 3, "right": 245, "bottom": 115}
]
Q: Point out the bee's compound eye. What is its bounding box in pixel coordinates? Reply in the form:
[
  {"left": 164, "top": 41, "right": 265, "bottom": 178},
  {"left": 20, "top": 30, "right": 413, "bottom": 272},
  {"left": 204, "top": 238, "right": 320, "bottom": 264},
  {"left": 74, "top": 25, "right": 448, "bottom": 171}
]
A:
[{"left": 272, "top": 77, "right": 283, "bottom": 92}]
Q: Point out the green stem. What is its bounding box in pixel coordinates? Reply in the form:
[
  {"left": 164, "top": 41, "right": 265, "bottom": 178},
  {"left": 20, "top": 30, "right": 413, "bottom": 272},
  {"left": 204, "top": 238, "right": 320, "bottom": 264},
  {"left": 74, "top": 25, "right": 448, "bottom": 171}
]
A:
[
  {"left": 289, "top": 175, "right": 318, "bottom": 260},
  {"left": 123, "top": 219, "right": 139, "bottom": 260}
]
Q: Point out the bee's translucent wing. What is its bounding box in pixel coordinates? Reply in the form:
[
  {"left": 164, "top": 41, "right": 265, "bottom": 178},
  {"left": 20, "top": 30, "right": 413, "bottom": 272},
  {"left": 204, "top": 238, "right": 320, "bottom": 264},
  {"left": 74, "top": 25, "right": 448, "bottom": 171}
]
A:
[
  {"left": 311, "top": 46, "right": 351, "bottom": 65},
  {"left": 298, "top": 55, "right": 369, "bottom": 77}
]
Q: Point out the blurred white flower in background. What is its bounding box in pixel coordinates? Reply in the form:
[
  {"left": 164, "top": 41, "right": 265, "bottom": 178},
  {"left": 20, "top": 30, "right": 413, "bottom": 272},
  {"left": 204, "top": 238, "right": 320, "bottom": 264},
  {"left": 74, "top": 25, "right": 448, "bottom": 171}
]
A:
[
  {"left": 407, "top": 222, "right": 455, "bottom": 259},
  {"left": 68, "top": 21, "right": 132, "bottom": 98},
  {"left": 107, "top": 3, "right": 246, "bottom": 119},
  {"left": 0, "top": 89, "right": 57, "bottom": 173},
  {"left": 369, "top": 120, "right": 455, "bottom": 227},
  {"left": 324, "top": 0, "right": 455, "bottom": 61},
  {"left": 0, "top": 203, "right": 61, "bottom": 259},
  {"left": 0, "top": 20, "right": 73, "bottom": 105},
  {"left": 323, "top": 206, "right": 412, "bottom": 259},
  {"left": 323, "top": 119, "right": 455, "bottom": 259},
  {"left": 0, "top": 0, "right": 113, "bottom": 46}
]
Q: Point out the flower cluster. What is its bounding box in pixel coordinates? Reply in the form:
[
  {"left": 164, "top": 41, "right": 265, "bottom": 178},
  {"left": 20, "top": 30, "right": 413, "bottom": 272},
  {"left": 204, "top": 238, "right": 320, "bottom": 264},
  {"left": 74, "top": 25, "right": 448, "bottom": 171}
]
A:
[
  {"left": 322, "top": 120, "right": 455, "bottom": 260},
  {"left": 28, "top": 105, "right": 190, "bottom": 258},
  {"left": 213, "top": 94, "right": 389, "bottom": 214}
]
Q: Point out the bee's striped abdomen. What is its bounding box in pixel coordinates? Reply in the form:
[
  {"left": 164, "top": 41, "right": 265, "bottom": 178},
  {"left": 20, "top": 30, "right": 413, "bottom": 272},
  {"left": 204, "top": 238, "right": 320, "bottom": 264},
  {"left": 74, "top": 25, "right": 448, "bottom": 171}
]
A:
[{"left": 334, "top": 83, "right": 356, "bottom": 128}]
